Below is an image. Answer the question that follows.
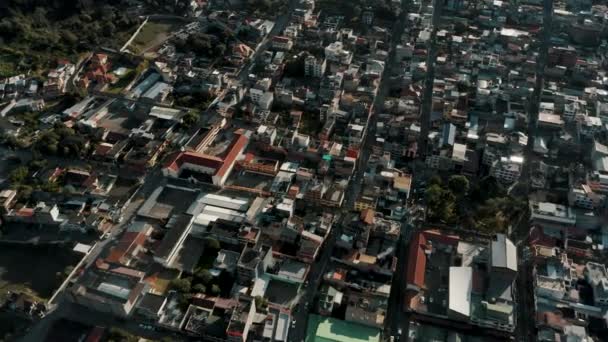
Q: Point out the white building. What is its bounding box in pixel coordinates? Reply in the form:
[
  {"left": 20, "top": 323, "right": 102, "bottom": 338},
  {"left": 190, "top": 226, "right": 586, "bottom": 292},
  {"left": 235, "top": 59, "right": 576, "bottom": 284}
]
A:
[
  {"left": 585, "top": 262, "right": 608, "bottom": 306},
  {"left": 530, "top": 201, "right": 576, "bottom": 229},
  {"left": 324, "top": 42, "right": 353, "bottom": 65},
  {"left": 491, "top": 156, "right": 523, "bottom": 183},
  {"left": 250, "top": 88, "right": 274, "bottom": 110},
  {"left": 305, "top": 55, "right": 326, "bottom": 78},
  {"left": 448, "top": 267, "right": 473, "bottom": 320},
  {"left": 568, "top": 185, "right": 604, "bottom": 210}
]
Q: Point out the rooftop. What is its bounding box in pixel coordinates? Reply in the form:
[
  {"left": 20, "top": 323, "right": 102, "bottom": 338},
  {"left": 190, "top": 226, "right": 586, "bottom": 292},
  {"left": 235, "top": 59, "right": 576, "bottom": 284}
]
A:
[{"left": 306, "top": 314, "right": 381, "bottom": 342}]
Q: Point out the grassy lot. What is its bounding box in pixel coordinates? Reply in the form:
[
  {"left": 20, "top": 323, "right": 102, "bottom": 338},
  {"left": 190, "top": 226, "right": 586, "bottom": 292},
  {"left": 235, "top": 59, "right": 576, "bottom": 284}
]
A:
[
  {"left": 0, "top": 244, "right": 80, "bottom": 303},
  {"left": 130, "top": 21, "right": 177, "bottom": 55}
]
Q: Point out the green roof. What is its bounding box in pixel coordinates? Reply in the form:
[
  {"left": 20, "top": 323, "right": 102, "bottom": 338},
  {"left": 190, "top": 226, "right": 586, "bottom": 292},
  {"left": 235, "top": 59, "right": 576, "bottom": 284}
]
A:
[{"left": 306, "top": 314, "right": 381, "bottom": 342}]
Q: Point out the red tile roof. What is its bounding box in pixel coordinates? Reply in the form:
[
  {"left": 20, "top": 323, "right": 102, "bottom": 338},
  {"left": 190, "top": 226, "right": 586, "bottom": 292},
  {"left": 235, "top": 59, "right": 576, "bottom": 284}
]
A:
[
  {"left": 216, "top": 134, "right": 249, "bottom": 178},
  {"left": 106, "top": 230, "right": 148, "bottom": 264},
  {"left": 406, "top": 232, "right": 427, "bottom": 289},
  {"left": 95, "top": 143, "right": 114, "bottom": 156},
  {"left": 422, "top": 229, "right": 459, "bottom": 246},
  {"left": 163, "top": 151, "right": 223, "bottom": 173},
  {"left": 346, "top": 148, "right": 359, "bottom": 159},
  {"left": 85, "top": 326, "right": 105, "bottom": 342},
  {"left": 164, "top": 133, "right": 248, "bottom": 181},
  {"left": 272, "top": 35, "right": 291, "bottom": 43},
  {"left": 16, "top": 208, "right": 34, "bottom": 217}
]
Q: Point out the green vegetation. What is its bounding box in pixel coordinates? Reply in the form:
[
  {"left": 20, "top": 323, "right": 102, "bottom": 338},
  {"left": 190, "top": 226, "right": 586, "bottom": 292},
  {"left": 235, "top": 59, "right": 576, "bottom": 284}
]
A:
[
  {"left": 0, "top": 1, "right": 140, "bottom": 76},
  {"left": 169, "top": 278, "right": 192, "bottom": 293},
  {"left": 174, "top": 92, "right": 213, "bottom": 111},
  {"left": 316, "top": 0, "right": 396, "bottom": 29},
  {"left": 9, "top": 166, "right": 29, "bottom": 185},
  {"left": 255, "top": 295, "right": 269, "bottom": 310},
  {"left": 205, "top": 237, "right": 221, "bottom": 250},
  {"left": 299, "top": 111, "right": 323, "bottom": 136},
  {"left": 244, "top": 0, "right": 288, "bottom": 18},
  {"left": 424, "top": 175, "right": 526, "bottom": 233},
  {"left": 129, "top": 21, "right": 175, "bottom": 55},
  {"left": 174, "top": 29, "right": 228, "bottom": 59},
  {"left": 169, "top": 237, "right": 234, "bottom": 302},
  {"left": 0, "top": 245, "right": 80, "bottom": 304},
  {"left": 107, "top": 327, "right": 139, "bottom": 342},
  {"left": 33, "top": 123, "right": 87, "bottom": 157},
  {"left": 142, "top": 0, "right": 194, "bottom": 16},
  {"left": 181, "top": 110, "right": 201, "bottom": 128}
]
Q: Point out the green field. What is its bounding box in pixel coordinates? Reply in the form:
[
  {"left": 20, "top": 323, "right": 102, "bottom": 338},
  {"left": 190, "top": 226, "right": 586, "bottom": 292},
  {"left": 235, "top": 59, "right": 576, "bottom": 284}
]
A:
[{"left": 130, "top": 21, "right": 177, "bottom": 55}]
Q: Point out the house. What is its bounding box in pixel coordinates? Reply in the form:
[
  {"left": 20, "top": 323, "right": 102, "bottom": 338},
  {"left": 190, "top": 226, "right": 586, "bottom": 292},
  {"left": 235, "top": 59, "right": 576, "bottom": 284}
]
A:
[
  {"left": 4, "top": 202, "right": 64, "bottom": 226},
  {"left": 0, "top": 189, "right": 17, "bottom": 214},
  {"left": 325, "top": 42, "right": 353, "bottom": 65},
  {"left": 68, "top": 260, "right": 147, "bottom": 317},
  {"left": 237, "top": 245, "right": 273, "bottom": 285},
  {"left": 249, "top": 88, "right": 274, "bottom": 110},
  {"left": 271, "top": 36, "right": 293, "bottom": 51}
]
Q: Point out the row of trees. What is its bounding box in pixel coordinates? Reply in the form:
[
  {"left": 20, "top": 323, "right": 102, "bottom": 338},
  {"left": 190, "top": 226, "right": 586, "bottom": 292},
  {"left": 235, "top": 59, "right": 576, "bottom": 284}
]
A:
[
  {"left": 174, "top": 31, "right": 228, "bottom": 59},
  {"left": 34, "top": 123, "right": 87, "bottom": 157}
]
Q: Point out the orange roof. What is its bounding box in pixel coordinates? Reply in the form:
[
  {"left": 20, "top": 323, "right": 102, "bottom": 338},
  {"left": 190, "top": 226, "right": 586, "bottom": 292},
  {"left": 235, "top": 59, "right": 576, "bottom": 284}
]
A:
[
  {"left": 332, "top": 269, "right": 346, "bottom": 281},
  {"left": 422, "top": 229, "right": 459, "bottom": 246},
  {"left": 85, "top": 326, "right": 105, "bottom": 342},
  {"left": 406, "top": 232, "right": 427, "bottom": 289},
  {"left": 163, "top": 151, "right": 223, "bottom": 173},
  {"left": 16, "top": 208, "right": 34, "bottom": 217},
  {"left": 95, "top": 143, "right": 114, "bottom": 156},
  {"left": 360, "top": 209, "right": 375, "bottom": 225},
  {"left": 272, "top": 35, "right": 291, "bottom": 43},
  {"left": 215, "top": 134, "right": 249, "bottom": 178},
  {"left": 346, "top": 148, "right": 359, "bottom": 159},
  {"left": 106, "top": 231, "right": 148, "bottom": 264}
]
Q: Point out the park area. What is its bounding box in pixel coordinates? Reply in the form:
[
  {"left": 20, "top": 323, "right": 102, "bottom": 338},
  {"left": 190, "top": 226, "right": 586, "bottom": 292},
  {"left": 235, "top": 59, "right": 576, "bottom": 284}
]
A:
[
  {"left": 129, "top": 20, "right": 181, "bottom": 55},
  {"left": 0, "top": 244, "right": 81, "bottom": 303}
]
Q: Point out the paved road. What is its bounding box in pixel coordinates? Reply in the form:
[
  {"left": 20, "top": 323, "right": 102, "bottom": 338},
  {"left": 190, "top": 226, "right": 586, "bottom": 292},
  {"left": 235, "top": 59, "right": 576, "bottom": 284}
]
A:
[
  {"left": 235, "top": 0, "right": 300, "bottom": 83},
  {"left": 515, "top": 1, "right": 553, "bottom": 341},
  {"left": 289, "top": 212, "right": 349, "bottom": 342},
  {"left": 417, "top": 0, "right": 442, "bottom": 159}
]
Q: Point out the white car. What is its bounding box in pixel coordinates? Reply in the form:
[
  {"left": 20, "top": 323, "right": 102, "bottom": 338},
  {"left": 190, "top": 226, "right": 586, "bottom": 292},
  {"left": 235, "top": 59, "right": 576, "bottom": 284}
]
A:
[{"left": 291, "top": 320, "right": 297, "bottom": 328}]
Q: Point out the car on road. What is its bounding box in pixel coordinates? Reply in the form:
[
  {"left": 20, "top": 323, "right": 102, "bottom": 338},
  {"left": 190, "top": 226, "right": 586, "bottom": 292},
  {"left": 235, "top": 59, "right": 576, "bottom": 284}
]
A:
[{"left": 291, "top": 319, "right": 296, "bottom": 328}]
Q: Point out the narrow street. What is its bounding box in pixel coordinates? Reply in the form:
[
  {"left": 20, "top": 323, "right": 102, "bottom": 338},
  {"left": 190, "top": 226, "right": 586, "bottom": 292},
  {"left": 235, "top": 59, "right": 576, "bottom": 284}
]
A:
[
  {"left": 417, "top": 0, "right": 442, "bottom": 158},
  {"left": 291, "top": 0, "right": 415, "bottom": 339},
  {"left": 516, "top": 1, "right": 553, "bottom": 342},
  {"left": 289, "top": 213, "right": 345, "bottom": 342}
]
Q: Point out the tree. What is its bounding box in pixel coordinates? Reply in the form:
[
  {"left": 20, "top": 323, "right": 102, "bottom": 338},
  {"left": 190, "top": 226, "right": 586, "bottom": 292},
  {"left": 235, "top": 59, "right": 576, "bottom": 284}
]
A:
[
  {"left": 61, "top": 30, "right": 78, "bottom": 45},
  {"left": 255, "top": 296, "right": 268, "bottom": 310},
  {"left": 204, "top": 237, "right": 221, "bottom": 250},
  {"left": 428, "top": 175, "right": 442, "bottom": 186},
  {"left": 182, "top": 111, "right": 199, "bottom": 128},
  {"left": 107, "top": 328, "right": 138, "bottom": 342},
  {"left": 169, "top": 278, "right": 191, "bottom": 293},
  {"left": 448, "top": 175, "right": 469, "bottom": 195},
  {"left": 424, "top": 184, "right": 443, "bottom": 208},
  {"left": 193, "top": 284, "right": 207, "bottom": 293},
  {"left": 195, "top": 269, "right": 213, "bottom": 285},
  {"left": 210, "top": 284, "right": 220, "bottom": 296},
  {"left": 9, "top": 166, "right": 29, "bottom": 185}
]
